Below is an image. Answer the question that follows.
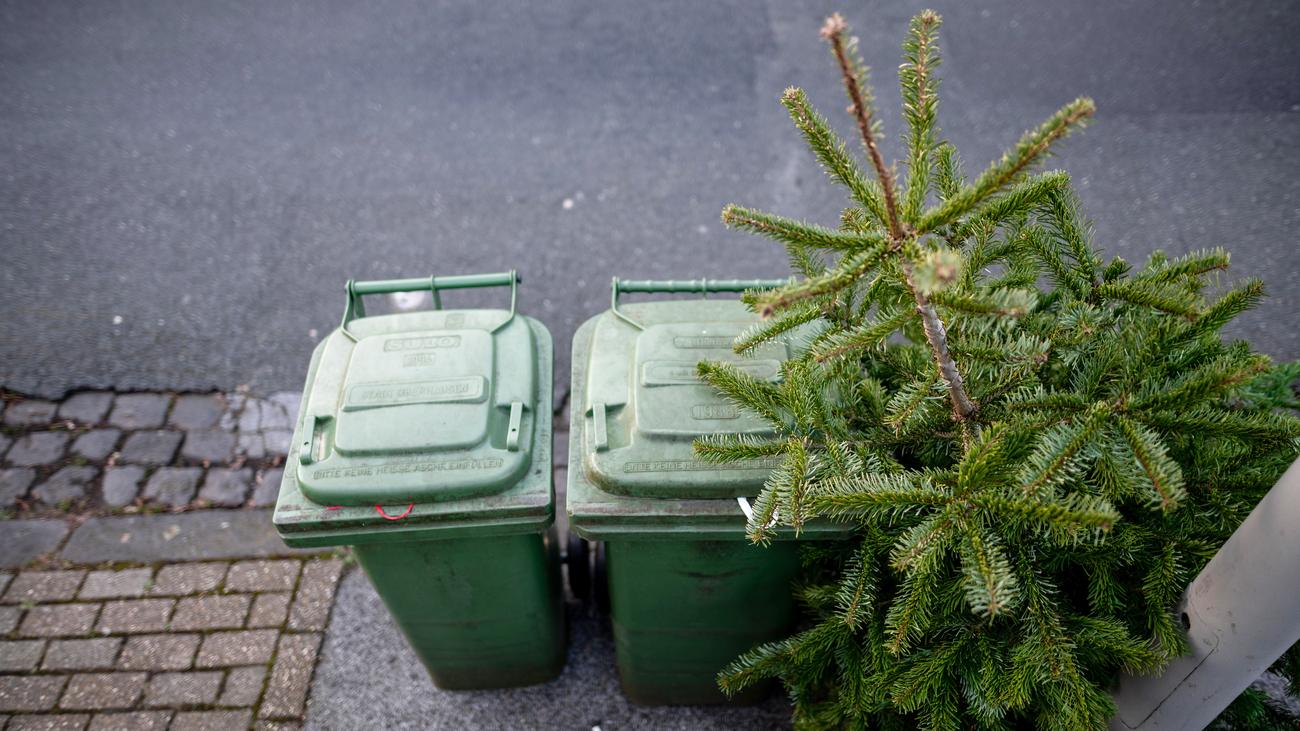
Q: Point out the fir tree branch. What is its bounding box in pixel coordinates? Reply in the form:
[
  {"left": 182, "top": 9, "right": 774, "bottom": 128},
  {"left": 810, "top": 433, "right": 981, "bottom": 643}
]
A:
[
  {"left": 837, "top": 545, "right": 878, "bottom": 630},
  {"left": 1133, "top": 247, "right": 1230, "bottom": 285},
  {"left": 693, "top": 433, "right": 789, "bottom": 463},
  {"left": 811, "top": 305, "right": 916, "bottom": 362},
  {"left": 722, "top": 205, "right": 888, "bottom": 252},
  {"left": 953, "top": 171, "right": 1071, "bottom": 244},
  {"left": 890, "top": 508, "right": 959, "bottom": 571},
  {"left": 1096, "top": 280, "right": 1199, "bottom": 318},
  {"left": 1177, "top": 278, "right": 1264, "bottom": 342},
  {"left": 1017, "top": 404, "right": 1109, "bottom": 498},
  {"left": 885, "top": 556, "right": 944, "bottom": 655},
  {"left": 1131, "top": 354, "right": 1271, "bottom": 412},
  {"left": 751, "top": 243, "right": 890, "bottom": 317},
  {"left": 781, "top": 87, "right": 889, "bottom": 227},
  {"left": 695, "top": 360, "right": 784, "bottom": 425},
  {"left": 958, "top": 527, "right": 1019, "bottom": 617},
  {"left": 822, "top": 13, "right": 906, "bottom": 241},
  {"left": 900, "top": 10, "right": 942, "bottom": 222},
  {"left": 810, "top": 471, "right": 951, "bottom": 520},
  {"left": 1114, "top": 418, "right": 1187, "bottom": 511},
  {"left": 934, "top": 142, "right": 964, "bottom": 203},
  {"left": 973, "top": 493, "right": 1119, "bottom": 534},
  {"left": 731, "top": 303, "right": 822, "bottom": 354},
  {"left": 917, "top": 97, "right": 1095, "bottom": 233}
]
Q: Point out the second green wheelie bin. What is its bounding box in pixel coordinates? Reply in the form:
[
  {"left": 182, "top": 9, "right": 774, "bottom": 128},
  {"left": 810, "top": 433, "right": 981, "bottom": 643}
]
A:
[
  {"left": 273, "top": 271, "right": 564, "bottom": 689},
  {"left": 566, "top": 278, "right": 846, "bottom": 705}
]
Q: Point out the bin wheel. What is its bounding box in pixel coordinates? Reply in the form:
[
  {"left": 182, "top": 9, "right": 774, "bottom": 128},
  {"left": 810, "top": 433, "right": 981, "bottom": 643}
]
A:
[
  {"left": 593, "top": 541, "right": 610, "bottom": 614},
  {"left": 566, "top": 533, "right": 591, "bottom": 602}
]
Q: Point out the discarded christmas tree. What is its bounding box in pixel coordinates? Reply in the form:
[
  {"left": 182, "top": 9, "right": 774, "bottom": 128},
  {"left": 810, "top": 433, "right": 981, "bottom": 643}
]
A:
[{"left": 697, "top": 10, "right": 1300, "bottom": 729}]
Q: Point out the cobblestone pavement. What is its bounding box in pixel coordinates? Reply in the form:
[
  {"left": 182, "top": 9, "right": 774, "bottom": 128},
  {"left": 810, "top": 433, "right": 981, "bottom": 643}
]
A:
[
  {"left": 1, "top": 391, "right": 302, "bottom": 516},
  {"left": 0, "top": 546, "right": 341, "bottom": 730}
]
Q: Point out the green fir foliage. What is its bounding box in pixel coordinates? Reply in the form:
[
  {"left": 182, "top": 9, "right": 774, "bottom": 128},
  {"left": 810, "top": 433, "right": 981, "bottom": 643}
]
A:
[{"left": 698, "top": 10, "right": 1300, "bottom": 729}]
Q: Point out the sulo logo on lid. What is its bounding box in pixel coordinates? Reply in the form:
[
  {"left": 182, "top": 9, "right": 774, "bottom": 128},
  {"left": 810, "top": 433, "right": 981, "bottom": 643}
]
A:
[{"left": 383, "top": 334, "right": 462, "bottom": 352}]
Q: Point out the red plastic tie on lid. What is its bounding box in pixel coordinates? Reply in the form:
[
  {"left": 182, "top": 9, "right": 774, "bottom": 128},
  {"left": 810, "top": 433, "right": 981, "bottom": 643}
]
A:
[{"left": 375, "top": 503, "right": 415, "bottom": 521}]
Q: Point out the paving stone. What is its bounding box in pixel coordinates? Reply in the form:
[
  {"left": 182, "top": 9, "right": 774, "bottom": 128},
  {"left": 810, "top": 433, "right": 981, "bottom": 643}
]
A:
[
  {"left": 80, "top": 569, "right": 151, "bottom": 600},
  {"left": 254, "top": 723, "right": 301, "bottom": 731},
  {"left": 217, "top": 396, "right": 242, "bottom": 433},
  {"left": 5, "top": 570, "right": 86, "bottom": 603},
  {"left": 269, "top": 393, "right": 302, "bottom": 423},
  {"left": 86, "top": 711, "right": 171, "bottom": 731},
  {"left": 95, "top": 599, "right": 172, "bottom": 634},
  {"left": 168, "top": 394, "right": 226, "bottom": 431},
  {"left": 0, "top": 676, "right": 67, "bottom": 711},
  {"left": 143, "top": 671, "right": 222, "bottom": 707},
  {"left": 262, "top": 430, "right": 293, "bottom": 456},
  {"left": 59, "top": 673, "right": 146, "bottom": 710},
  {"left": 118, "top": 431, "right": 181, "bottom": 466},
  {"left": 19, "top": 604, "right": 99, "bottom": 637},
  {"left": 249, "top": 468, "right": 282, "bottom": 507},
  {"left": 0, "top": 606, "right": 19, "bottom": 633},
  {"left": 259, "top": 633, "right": 321, "bottom": 720},
  {"left": 7, "top": 432, "right": 70, "bottom": 467},
  {"left": 288, "top": 559, "right": 344, "bottom": 632},
  {"left": 171, "top": 710, "right": 252, "bottom": 731},
  {"left": 33, "top": 467, "right": 98, "bottom": 506},
  {"left": 195, "top": 629, "right": 278, "bottom": 667},
  {"left": 0, "top": 571, "right": 10, "bottom": 593},
  {"left": 149, "top": 563, "right": 228, "bottom": 596},
  {"left": 42, "top": 638, "right": 122, "bottom": 671},
  {"left": 237, "top": 401, "right": 264, "bottom": 432},
  {"left": 181, "top": 431, "right": 236, "bottom": 464},
  {"left": 61, "top": 511, "right": 310, "bottom": 564},
  {"left": 6, "top": 713, "right": 91, "bottom": 730},
  {"left": 4, "top": 400, "right": 58, "bottom": 427},
  {"left": 140, "top": 467, "right": 201, "bottom": 508},
  {"left": 0, "top": 521, "right": 71, "bottom": 568},
  {"left": 225, "top": 560, "right": 300, "bottom": 593},
  {"left": 236, "top": 433, "right": 265, "bottom": 460},
  {"left": 0, "top": 468, "right": 37, "bottom": 507},
  {"left": 197, "top": 468, "right": 251, "bottom": 507},
  {"left": 59, "top": 392, "right": 115, "bottom": 426},
  {"left": 99, "top": 467, "right": 144, "bottom": 508},
  {"left": 248, "top": 592, "right": 290, "bottom": 628},
  {"left": 258, "top": 402, "right": 293, "bottom": 432},
  {"left": 116, "top": 633, "right": 200, "bottom": 671},
  {"left": 0, "top": 639, "right": 46, "bottom": 672},
  {"left": 107, "top": 394, "right": 170, "bottom": 430},
  {"left": 0, "top": 432, "right": 12, "bottom": 458},
  {"left": 218, "top": 665, "right": 266, "bottom": 707},
  {"left": 69, "top": 429, "right": 121, "bottom": 462},
  {"left": 170, "top": 595, "right": 249, "bottom": 631}
]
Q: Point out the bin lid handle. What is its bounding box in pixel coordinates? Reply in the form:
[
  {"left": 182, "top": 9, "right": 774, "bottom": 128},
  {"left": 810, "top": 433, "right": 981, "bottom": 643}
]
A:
[
  {"left": 340, "top": 271, "right": 520, "bottom": 340},
  {"left": 609, "top": 277, "right": 790, "bottom": 330}
]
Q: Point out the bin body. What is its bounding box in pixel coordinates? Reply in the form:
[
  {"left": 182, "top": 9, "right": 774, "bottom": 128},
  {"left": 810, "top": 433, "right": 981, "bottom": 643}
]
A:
[
  {"left": 606, "top": 538, "right": 801, "bottom": 704},
  {"left": 274, "top": 289, "right": 563, "bottom": 689},
  {"left": 354, "top": 530, "right": 564, "bottom": 688},
  {"left": 567, "top": 296, "right": 844, "bottom": 705}
]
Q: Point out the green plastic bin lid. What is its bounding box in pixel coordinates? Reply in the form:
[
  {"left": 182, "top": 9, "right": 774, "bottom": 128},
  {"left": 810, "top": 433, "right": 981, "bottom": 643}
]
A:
[
  {"left": 581, "top": 299, "right": 787, "bottom": 499},
  {"left": 293, "top": 308, "right": 538, "bottom": 507}
]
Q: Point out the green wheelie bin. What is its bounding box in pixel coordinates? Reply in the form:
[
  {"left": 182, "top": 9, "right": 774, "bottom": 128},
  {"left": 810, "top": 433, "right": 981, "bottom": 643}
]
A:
[
  {"left": 566, "top": 278, "right": 847, "bottom": 705},
  {"left": 273, "top": 271, "right": 564, "bottom": 689}
]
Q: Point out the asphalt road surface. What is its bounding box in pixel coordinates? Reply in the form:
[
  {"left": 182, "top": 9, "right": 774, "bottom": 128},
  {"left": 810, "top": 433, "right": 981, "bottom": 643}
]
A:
[{"left": 3, "top": 0, "right": 1298, "bottom": 399}]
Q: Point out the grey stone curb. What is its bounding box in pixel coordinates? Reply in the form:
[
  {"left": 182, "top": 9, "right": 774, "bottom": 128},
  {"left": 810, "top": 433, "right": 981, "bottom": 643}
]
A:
[{"left": 0, "top": 510, "right": 316, "bottom": 569}]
